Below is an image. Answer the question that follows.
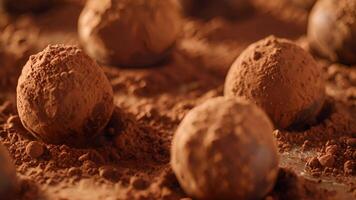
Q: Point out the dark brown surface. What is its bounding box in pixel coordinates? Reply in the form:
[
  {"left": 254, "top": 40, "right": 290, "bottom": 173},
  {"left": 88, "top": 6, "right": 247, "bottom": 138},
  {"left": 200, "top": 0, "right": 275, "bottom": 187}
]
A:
[{"left": 0, "top": 1, "right": 355, "bottom": 199}]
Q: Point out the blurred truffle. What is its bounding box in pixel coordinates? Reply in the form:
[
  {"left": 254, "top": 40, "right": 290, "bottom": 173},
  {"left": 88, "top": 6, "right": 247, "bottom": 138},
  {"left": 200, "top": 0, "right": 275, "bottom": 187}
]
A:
[
  {"left": 224, "top": 36, "right": 325, "bottom": 129},
  {"left": 180, "top": 0, "right": 252, "bottom": 20},
  {"left": 1, "top": 0, "right": 54, "bottom": 14},
  {"left": 78, "top": 0, "right": 182, "bottom": 67},
  {"left": 308, "top": 0, "right": 356, "bottom": 65},
  {"left": 0, "top": 144, "right": 18, "bottom": 199},
  {"left": 171, "top": 97, "right": 279, "bottom": 200},
  {"left": 0, "top": 23, "right": 38, "bottom": 88},
  {"left": 17, "top": 44, "right": 114, "bottom": 145}
]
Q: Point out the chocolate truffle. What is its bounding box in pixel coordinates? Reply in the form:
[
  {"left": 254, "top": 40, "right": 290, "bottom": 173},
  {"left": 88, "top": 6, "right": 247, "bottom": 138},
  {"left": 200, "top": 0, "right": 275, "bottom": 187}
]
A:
[
  {"left": 0, "top": 25, "right": 37, "bottom": 87},
  {"left": 17, "top": 44, "right": 114, "bottom": 145},
  {"left": 308, "top": 0, "right": 356, "bottom": 65},
  {"left": 224, "top": 36, "right": 325, "bottom": 129},
  {"left": 0, "top": 144, "right": 18, "bottom": 199},
  {"left": 1, "top": 0, "right": 53, "bottom": 14},
  {"left": 171, "top": 97, "right": 279, "bottom": 200},
  {"left": 78, "top": 0, "right": 182, "bottom": 67}
]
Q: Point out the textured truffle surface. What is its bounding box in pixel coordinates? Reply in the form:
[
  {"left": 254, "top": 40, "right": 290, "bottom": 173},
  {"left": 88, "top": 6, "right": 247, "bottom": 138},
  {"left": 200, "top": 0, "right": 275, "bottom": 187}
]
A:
[
  {"left": 224, "top": 36, "right": 325, "bottom": 129},
  {"left": 308, "top": 0, "right": 356, "bottom": 65},
  {"left": 171, "top": 97, "right": 279, "bottom": 200},
  {"left": 0, "top": 144, "right": 18, "bottom": 199},
  {"left": 17, "top": 44, "right": 114, "bottom": 145},
  {"left": 78, "top": 0, "right": 182, "bottom": 67}
]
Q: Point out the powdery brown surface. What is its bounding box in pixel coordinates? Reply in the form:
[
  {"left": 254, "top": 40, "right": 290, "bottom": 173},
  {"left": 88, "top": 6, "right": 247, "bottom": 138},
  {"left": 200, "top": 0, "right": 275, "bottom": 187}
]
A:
[
  {"left": 0, "top": 1, "right": 355, "bottom": 200},
  {"left": 224, "top": 36, "right": 325, "bottom": 129},
  {"left": 171, "top": 97, "right": 278, "bottom": 200},
  {"left": 17, "top": 44, "right": 114, "bottom": 145}
]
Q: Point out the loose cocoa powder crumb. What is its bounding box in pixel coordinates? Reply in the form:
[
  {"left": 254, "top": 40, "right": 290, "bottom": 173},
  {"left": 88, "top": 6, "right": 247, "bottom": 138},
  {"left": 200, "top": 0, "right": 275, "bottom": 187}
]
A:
[
  {"left": 99, "top": 165, "right": 119, "bottom": 181},
  {"left": 265, "top": 168, "right": 335, "bottom": 200},
  {"left": 275, "top": 100, "right": 354, "bottom": 151},
  {"left": 25, "top": 141, "right": 45, "bottom": 159},
  {"left": 67, "top": 167, "right": 81, "bottom": 177},
  {"left": 131, "top": 177, "right": 150, "bottom": 191},
  {"left": 344, "top": 161, "right": 355, "bottom": 175},
  {"left": 305, "top": 137, "right": 356, "bottom": 176},
  {"left": 0, "top": 97, "right": 173, "bottom": 197},
  {"left": 318, "top": 154, "right": 335, "bottom": 167}
]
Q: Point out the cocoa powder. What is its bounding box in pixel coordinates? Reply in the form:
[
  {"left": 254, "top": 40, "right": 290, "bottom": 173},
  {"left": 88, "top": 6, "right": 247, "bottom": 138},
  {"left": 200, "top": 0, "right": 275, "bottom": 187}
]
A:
[{"left": 0, "top": 1, "right": 355, "bottom": 200}]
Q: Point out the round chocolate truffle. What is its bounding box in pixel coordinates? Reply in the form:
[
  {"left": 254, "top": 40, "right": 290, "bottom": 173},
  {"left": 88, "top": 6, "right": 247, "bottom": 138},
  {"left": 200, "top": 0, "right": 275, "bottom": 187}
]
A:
[
  {"left": 1, "top": 0, "right": 53, "bottom": 14},
  {"left": 0, "top": 144, "right": 18, "bottom": 199},
  {"left": 78, "top": 0, "right": 182, "bottom": 67},
  {"left": 308, "top": 0, "right": 356, "bottom": 65},
  {"left": 224, "top": 36, "right": 325, "bottom": 129},
  {"left": 17, "top": 44, "right": 114, "bottom": 145},
  {"left": 171, "top": 97, "right": 279, "bottom": 200}
]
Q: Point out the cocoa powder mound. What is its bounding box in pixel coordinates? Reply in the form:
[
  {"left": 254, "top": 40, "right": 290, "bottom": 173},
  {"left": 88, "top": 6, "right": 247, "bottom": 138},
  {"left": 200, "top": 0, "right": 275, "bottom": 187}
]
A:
[
  {"left": 305, "top": 137, "right": 356, "bottom": 176},
  {"left": 0, "top": 98, "right": 174, "bottom": 199}
]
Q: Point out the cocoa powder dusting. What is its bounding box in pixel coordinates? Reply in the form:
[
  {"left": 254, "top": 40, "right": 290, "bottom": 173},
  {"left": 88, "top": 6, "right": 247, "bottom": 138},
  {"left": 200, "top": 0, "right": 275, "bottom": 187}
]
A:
[{"left": 0, "top": 1, "right": 355, "bottom": 200}]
